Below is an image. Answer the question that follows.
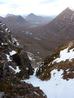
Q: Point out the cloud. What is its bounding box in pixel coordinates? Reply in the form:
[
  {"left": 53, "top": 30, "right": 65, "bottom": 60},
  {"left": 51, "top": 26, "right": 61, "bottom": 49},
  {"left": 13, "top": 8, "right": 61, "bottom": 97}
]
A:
[
  {"left": 40, "top": 0, "right": 58, "bottom": 4},
  {"left": 0, "top": 0, "right": 74, "bottom": 16},
  {"left": 0, "top": 0, "right": 6, "bottom": 4}
]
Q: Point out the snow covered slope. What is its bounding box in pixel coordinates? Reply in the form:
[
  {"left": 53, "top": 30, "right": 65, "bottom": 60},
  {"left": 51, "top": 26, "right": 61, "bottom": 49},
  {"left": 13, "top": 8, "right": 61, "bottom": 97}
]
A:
[{"left": 25, "top": 69, "right": 74, "bottom": 98}]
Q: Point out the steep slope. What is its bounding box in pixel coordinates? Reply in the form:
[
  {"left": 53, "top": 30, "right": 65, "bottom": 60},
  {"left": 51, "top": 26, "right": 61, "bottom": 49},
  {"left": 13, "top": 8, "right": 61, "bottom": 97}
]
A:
[
  {"left": 0, "top": 22, "right": 47, "bottom": 98},
  {"left": 25, "top": 68, "right": 74, "bottom": 98},
  {"left": 28, "top": 8, "right": 74, "bottom": 54},
  {"left": 25, "top": 41, "right": 74, "bottom": 98},
  {"left": 36, "top": 41, "right": 74, "bottom": 80},
  {"left": 0, "top": 21, "right": 34, "bottom": 79}
]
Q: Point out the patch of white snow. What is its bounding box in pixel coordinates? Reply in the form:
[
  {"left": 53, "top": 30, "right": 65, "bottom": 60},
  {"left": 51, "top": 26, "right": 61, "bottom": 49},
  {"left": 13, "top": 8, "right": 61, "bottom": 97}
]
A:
[
  {"left": 6, "top": 54, "right": 12, "bottom": 61},
  {"left": 9, "top": 66, "right": 21, "bottom": 74},
  {"left": 24, "top": 68, "right": 74, "bottom": 98},
  {"left": 53, "top": 48, "right": 74, "bottom": 63},
  {"left": 10, "top": 50, "right": 16, "bottom": 56}
]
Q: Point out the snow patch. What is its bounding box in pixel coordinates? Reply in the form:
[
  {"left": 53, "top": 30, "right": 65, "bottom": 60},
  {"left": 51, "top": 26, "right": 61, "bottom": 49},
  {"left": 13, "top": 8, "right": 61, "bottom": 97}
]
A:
[
  {"left": 12, "top": 37, "right": 19, "bottom": 46},
  {"left": 10, "top": 50, "right": 16, "bottom": 56},
  {"left": 5, "top": 28, "right": 9, "bottom": 32},
  {"left": 25, "top": 31, "right": 32, "bottom": 35},
  {"left": 6, "top": 54, "right": 12, "bottom": 61},
  {"left": 53, "top": 48, "right": 74, "bottom": 63},
  {"left": 9, "top": 66, "right": 21, "bottom": 74},
  {"left": 1, "top": 43, "right": 8, "bottom": 45},
  {"left": 34, "top": 91, "right": 40, "bottom": 96}
]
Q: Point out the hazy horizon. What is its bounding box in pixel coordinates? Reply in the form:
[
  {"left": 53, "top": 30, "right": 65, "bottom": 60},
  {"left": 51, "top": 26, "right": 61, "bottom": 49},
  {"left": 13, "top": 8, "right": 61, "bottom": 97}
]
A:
[{"left": 0, "top": 0, "right": 74, "bottom": 16}]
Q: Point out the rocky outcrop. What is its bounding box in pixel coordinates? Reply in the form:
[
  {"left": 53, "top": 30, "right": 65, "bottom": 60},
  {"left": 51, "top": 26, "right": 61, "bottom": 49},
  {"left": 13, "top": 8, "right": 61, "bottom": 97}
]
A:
[
  {"left": 0, "top": 80, "right": 47, "bottom": 98},
  {"left": 0, "top": 22, "right": 47, "bottom": 98},
  {"left": 0, "top": 21, "right": 34, "bottom": 79}
]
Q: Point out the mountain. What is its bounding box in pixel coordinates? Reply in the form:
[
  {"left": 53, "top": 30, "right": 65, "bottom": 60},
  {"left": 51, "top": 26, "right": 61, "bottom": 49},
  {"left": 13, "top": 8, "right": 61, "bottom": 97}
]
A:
[
  {"left": 0, "top": 15, "right": 30, "bottom": 35},
  {"left": 28, "top": 8, "right": 74, "bottom": 56},
  {"left": 18, "top": 8, "right": 73, "bottom": 59},
  {"left": 25, "top": 13, "right": 53, "bottom": 27},
  {"left": 0, "top": 14, "right": 53, "bottom": 59},
  {"left": 1, "top": 8, "right": 74, "bottom": 59},
  {"left": 5, "top": 14, "right": 28, "bottom": 24}
]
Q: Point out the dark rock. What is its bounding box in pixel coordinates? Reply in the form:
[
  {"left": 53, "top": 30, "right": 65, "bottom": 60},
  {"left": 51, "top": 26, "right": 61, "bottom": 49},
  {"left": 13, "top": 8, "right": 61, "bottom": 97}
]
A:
[
  {"left": 11, "top": 49, "right": 34, "bottom": 79},
  {"left": 0, "top": 22, "right": 47, "bottom": 98},
  {"left": 0, "top": 81, "right": 47, "bottom": 98},
  {"left": 0, "top": 21, "right": 34, "bottom": 80}
]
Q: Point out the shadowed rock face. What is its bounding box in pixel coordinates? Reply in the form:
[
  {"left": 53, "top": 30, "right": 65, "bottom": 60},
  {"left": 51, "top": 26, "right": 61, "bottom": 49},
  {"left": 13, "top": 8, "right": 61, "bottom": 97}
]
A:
[
  {"left": 0, "top": 22, "right": 47, "bottom": 98},
  {"left": 0, "top": 21, "right": 34, "bottom": 80}
]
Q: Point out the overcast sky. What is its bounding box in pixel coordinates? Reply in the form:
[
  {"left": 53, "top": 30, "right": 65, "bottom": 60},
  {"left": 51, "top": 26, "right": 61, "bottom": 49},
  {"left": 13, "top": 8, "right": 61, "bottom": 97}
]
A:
[{"left": 0, "top": 0, "right": 74, "bottom": 16}]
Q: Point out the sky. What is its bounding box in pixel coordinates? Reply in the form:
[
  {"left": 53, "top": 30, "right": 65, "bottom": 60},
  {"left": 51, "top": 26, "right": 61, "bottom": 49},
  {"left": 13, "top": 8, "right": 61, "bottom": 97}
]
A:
[{"left": 0, "top": 0, "right": 74, "bottom": 16}]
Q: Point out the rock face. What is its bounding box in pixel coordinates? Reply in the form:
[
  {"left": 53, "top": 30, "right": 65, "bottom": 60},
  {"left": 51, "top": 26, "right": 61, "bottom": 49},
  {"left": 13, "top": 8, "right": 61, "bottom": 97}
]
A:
[
  {"left": 0, "top": 80, "right": 47, "bottom": 98},
  {"left": 36, "top": 41, "right": 74, "bottom": 80},
  {"left": 0, "top": 22, "right": 47, "bottom": 98},
  {"left": 0, "top": 21, "right": 34, "bottom": 80}
]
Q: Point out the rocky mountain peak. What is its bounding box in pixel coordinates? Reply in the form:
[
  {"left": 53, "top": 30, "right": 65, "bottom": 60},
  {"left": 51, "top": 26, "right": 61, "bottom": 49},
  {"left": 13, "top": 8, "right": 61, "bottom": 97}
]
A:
[
  {"left": 62, "top": 7, "right": 72, "bottom": 13},
  {"left": 54, "top": 7, "right": 74, "bottom": 23},
  {"left": 27, "top": 13, "right": 37, "bottom": 18}
]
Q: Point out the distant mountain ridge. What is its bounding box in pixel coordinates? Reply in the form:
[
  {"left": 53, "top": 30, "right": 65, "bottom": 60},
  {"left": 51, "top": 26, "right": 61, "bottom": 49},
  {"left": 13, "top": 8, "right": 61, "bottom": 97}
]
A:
[
  {"left": 28, "top": 8, "right": 74, "bottom": 56},
  {"left": 25, "top": 13, "right": 53, "bottom": 27},
  {"left": 0, "top": 15, "right": 30, "bottom": 37}
]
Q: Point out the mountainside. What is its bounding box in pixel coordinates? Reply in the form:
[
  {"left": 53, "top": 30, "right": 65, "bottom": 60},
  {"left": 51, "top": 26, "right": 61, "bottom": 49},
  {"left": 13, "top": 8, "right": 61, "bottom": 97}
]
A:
[
  {"left": 0, "top": 21, "right": 34, "bottom": 80},
  {"left": 17, "top": 8, "right": 74, "bottom": 59},
  {"left": 26, "top": 13, "right": 52, "bottom": 27},
  {"left": 28, "top": 8, "right": 74, "bottom": 55},
  {"left": 25, "top": 41, "right": 74, "bottom": 98},
  {"left": 0, "top": 14, "right": 53, "bottom": 59},
  {"left": 36, "top": 41, "right": 74, "bottom": 80},
  {"left": 1, "top": 8, "right": 74, "bottom": 97},
  {"left": 1, "top": 15, "right": 30, "bottom": 34},
  {"left": 0, "top": 22, "right": 46, "bottom": 98},
  {"left": 1, "top": 8, "right": 74, "bottom": 59}
]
